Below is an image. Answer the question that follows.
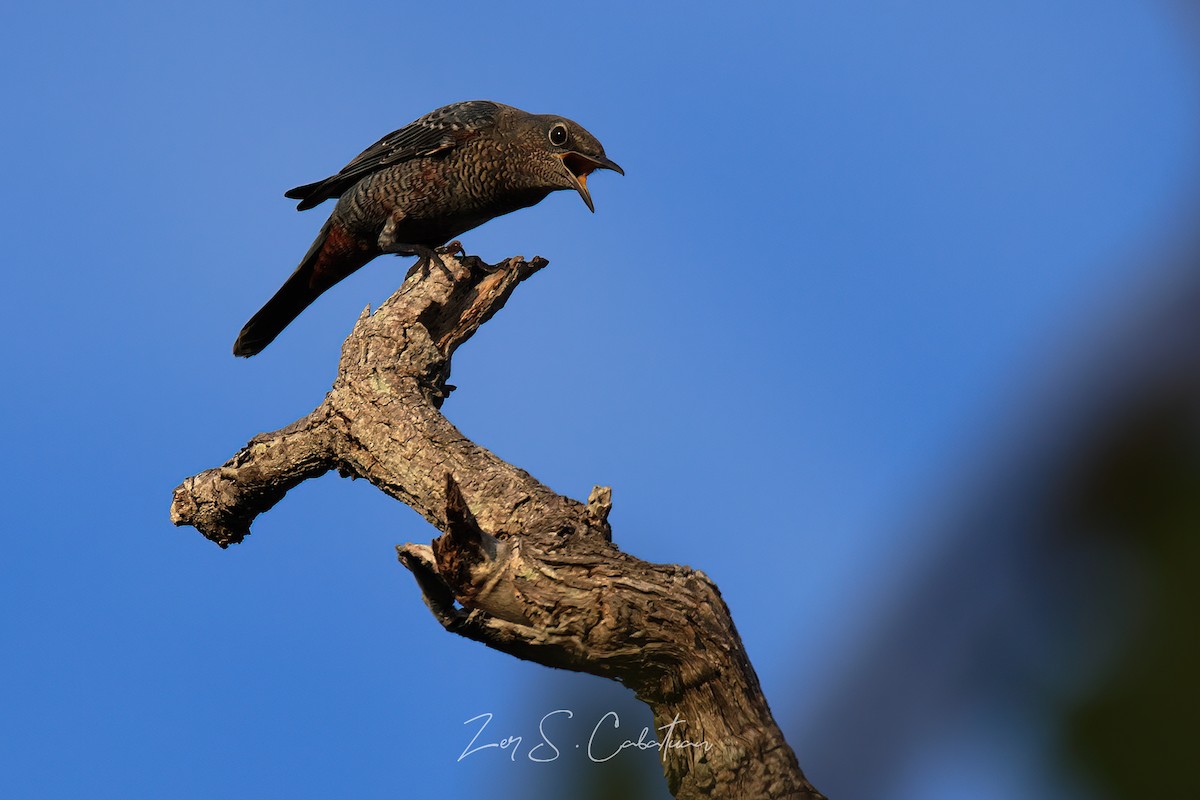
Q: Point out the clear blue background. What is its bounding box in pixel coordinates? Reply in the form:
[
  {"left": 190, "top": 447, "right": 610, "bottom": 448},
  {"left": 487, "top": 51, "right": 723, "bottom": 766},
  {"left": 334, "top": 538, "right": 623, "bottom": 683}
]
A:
[{"left": 2, "top": 2, "right": 1197, "bottom": 798}]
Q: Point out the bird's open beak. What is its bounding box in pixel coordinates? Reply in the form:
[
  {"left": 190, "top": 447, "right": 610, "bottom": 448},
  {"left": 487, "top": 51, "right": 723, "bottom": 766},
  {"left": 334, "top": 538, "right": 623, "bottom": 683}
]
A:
[{"left": 558, "top": 152, "right": 624, "bottom": 212}]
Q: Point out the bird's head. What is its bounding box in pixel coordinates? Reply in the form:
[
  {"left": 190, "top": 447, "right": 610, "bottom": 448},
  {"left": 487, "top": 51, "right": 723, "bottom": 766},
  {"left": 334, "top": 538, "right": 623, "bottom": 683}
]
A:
[{"left": 518, "top": 114, "right": 624, "bottom": 212}]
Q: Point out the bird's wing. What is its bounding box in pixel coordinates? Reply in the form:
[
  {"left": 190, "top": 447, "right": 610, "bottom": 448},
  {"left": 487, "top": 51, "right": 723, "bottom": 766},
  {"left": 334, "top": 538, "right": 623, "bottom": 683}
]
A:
[{"left": 284, "top": 100, "right": 502, "bottom": 211}]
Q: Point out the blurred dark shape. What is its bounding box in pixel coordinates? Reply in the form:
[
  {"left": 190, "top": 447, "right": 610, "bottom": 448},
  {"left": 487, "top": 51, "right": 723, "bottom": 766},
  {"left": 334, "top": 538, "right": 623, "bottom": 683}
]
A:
[
  {"left": 791, "top": 239, "right": 1200, "bottom": 799},
  {"left": 1055, "top": 283, "right": 1200, "bottom": 799}
]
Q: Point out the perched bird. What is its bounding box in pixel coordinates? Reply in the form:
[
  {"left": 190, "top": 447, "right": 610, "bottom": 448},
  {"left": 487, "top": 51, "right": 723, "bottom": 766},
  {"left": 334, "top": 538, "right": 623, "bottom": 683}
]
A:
[{"left": 232, "top": 100, "right": 623, "bottom": 357}]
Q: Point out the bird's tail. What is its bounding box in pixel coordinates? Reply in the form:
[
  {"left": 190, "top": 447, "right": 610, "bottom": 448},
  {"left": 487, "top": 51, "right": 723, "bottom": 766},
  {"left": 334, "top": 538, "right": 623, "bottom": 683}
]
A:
[{"left": 232, "top": 221, "right": 366, "bottom": 357}]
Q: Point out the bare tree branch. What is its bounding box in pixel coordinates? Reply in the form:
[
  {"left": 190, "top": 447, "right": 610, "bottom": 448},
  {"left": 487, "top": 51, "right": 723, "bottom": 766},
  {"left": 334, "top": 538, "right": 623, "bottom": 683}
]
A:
[{"left": 171, "top": 254, "right": 827, "bottom": 799}]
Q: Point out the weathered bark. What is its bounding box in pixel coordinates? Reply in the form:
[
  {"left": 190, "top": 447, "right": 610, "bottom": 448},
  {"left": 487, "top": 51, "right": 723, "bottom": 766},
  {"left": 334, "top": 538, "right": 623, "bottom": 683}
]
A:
[{"left": 171, "top": 253, "right": 826, "bottom": 800}]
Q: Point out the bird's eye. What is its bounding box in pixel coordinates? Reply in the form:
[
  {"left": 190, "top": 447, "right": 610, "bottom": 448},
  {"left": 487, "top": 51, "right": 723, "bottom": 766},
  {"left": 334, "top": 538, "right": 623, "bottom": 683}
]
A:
[{"left": 548, "top": 123, "right": 569, "bottom": 146}]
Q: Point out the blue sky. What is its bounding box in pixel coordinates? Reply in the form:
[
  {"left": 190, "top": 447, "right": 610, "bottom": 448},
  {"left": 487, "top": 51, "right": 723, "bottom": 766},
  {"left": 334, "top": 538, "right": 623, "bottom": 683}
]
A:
[{"left": 2, "top": 2, "right": 1197, "bottom": 798}]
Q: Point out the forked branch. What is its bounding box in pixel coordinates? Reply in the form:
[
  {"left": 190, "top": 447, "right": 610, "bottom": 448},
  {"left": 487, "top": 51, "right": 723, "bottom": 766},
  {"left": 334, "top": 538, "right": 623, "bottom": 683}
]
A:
[{"left": 171, "top": 254, "right": 826, "bottom": 799}]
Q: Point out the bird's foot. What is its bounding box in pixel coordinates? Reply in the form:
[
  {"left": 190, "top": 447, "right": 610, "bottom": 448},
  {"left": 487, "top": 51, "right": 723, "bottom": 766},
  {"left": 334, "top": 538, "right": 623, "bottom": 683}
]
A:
[
  {"left": 436, "top": 240, "right": 492, "bottom": 275},
  {"left": 421, "top": 249, "right": 453, "bottom": 280},
  {"left": 384, "top": 242, "right": 453, "bottom": 280}
]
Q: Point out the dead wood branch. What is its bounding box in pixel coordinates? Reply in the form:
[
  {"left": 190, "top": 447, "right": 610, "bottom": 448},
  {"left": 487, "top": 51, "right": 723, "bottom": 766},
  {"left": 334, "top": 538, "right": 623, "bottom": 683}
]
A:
[{"left": 171, "top": 254, "right": 826, "bottom": 799}]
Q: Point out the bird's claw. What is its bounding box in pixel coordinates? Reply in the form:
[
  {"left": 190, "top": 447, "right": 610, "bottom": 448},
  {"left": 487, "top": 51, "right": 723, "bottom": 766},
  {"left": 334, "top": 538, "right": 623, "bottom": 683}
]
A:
[
  {"left": 383, "top": 242, "right": 453, "bottom": 280},
  {"left": 421, "top": 249, "right": 453, "bottom": 279},
  {"left": 435, "top": 241, "right": 492, "bottom": 275}
]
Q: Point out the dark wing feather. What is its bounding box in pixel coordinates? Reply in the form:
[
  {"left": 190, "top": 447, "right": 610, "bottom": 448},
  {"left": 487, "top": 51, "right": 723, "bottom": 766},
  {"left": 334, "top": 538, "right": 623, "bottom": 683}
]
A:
[{"left": 284, "top": 100, "right": 502, "bottom": 211}]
